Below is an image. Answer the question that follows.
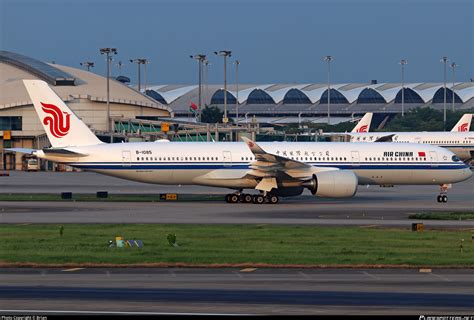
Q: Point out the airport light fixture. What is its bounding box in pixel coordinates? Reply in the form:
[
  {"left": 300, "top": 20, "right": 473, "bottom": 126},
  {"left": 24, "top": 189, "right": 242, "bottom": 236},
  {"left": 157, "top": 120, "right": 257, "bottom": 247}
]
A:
[
  {"left": 99, "top": 47, "right": 118, "bottom": 133},
  {"left": 323, "top": 55, "right": 333, "bottom": 124},
  {"left": 203, "top": 59, "right": 211, "bottom": 106},
  {"left": 399, "top": 59, "right": 408, "bottom": 117},
  {"left": 440, "top": 56, "right": 449, "bottom": 131},
  {"left": 129, "top": 58, "right": 148, "bottom": 92},
  {"left": 214, "top": 50, "right": 232, "bottom": 124},
  {"left": 234, "top": 60, "right": 240, "bottom": 123},
  {"left": 190, "top": 54, "right": 207, "bottom": 122},
  {"left": 79, "top": 61, "right": 95, "bottom": 71},
  {"left": 450, "top": 62, "right": 459, "bottom": 112}
]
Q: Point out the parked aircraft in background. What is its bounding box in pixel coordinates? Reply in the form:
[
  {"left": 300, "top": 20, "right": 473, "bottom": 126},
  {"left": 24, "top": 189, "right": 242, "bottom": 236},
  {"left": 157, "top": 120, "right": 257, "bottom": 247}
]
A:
[{"left": 347, "top": 114, "right": 473, "bottom": 161}]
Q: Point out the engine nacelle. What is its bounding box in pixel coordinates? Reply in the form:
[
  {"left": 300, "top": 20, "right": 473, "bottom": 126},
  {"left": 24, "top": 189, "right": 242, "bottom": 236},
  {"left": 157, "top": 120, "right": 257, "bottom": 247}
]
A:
[
  {"left": 272, "top": 186, "right": 304, "bottom": 197},
  {"left": 305, "top": 170, "right": 358, "bottom": 198}
]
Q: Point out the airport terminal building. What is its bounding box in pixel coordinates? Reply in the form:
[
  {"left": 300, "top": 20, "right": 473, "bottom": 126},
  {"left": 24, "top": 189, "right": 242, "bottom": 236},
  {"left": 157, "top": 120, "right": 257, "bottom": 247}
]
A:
[{"left": 145, "top": 82, "right": 474, "bottom": 124}]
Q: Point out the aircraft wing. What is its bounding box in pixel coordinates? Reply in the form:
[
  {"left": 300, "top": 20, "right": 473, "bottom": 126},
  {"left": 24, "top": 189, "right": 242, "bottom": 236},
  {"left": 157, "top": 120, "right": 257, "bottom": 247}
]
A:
[
  {"left": 374, "top": 134, "right": 395, "bottom": 142},
  {"left": 241, "top": 137, "right": 333, "bottom": 191}
]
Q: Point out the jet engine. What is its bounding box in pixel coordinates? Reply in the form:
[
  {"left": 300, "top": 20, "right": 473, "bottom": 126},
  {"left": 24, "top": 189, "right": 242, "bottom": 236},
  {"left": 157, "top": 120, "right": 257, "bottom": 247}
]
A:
[{"left": 303, "top": 170, "right": 358, "bottom": 198}]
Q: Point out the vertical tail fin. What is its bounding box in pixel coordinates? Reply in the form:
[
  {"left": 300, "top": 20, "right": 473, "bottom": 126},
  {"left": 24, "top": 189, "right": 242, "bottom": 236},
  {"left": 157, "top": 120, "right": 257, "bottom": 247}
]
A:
[
  {"left": 451, "top": 114, "right": 472, "bottom": 132},
  {"left": 23, "top": 80, "right": 103, "bottom": 147},
  {"left": 351, "top": 113, "right": 373, "bottom": 133}
]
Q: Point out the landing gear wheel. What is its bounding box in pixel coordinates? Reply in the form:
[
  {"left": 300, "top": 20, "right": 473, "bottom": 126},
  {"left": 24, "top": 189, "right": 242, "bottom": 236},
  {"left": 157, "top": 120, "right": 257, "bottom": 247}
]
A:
[
  {"left": 229, "top": 194, "right": 239, "bottom": 203},
  {"left": 225, "top": 194, "right": 231, "bottom": 203},
  {"left": 437, "top": 195, "right": 442, "bottom": 203},
  {"left": 253, "top": 194, "right": 265, "bottom": 204},
  {"left": 241, "top": 194, "right": 252, "bottom": 203},
  {"left": 268, "top": 195, "right": 279, "bottom": 204},
  {"left": 442, "top": 195, "right": 448, "bottom": 203}
]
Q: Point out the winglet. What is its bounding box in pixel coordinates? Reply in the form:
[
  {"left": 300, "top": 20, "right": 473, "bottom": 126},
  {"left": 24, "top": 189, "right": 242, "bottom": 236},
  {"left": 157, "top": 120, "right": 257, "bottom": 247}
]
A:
[{"left": 241, "top": 136, "right": 265, "bottom": 155}]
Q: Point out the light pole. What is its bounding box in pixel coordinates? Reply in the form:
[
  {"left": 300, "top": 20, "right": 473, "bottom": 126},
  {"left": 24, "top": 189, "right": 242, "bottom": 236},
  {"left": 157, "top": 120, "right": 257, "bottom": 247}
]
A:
[
  {"left": 399, "top": 59, "right": 407, "bottom": 117},
  {"left": 440, "top": 56, "right": 449, "bottom": 130},
  {"left": 80, "top": 61, "right": 94, "bottom": 71},
  {"left": 234, "top": 60, "right": 240, "bottom": 123},
  {"left": 116, "top": 61, "right": 123, "bottom": 76},
  {"left": 204, "top": 59, "right": 211, "bottom": 106},
  {"left": 190, "top": 54, "right": 206, "bottom": 122},
  {"left": 99, "top": 47, "right": 117, "bottom": 133},
  {"left": 323, "top": 55, "right": 333, "bottom": 124},
  {"left": 214, "top": 50, "right": 232, "bottom": 124},
  {"left": 143, "top": 59, "right": 149, "bottom": 91},
  {"left": 450, "top": 62, "right": 458, "bottom": 111},
  {"left": 129, "top": 58, "right": 148, "bottom": 92}
]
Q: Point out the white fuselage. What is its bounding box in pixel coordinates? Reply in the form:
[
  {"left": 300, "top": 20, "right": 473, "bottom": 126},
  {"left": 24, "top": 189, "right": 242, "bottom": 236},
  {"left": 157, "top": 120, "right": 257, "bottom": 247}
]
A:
[
  {"left": 348, "top": 131, "right": 474, "bottom": 160},
  {"left": 35, "top": 141, "right": 472, "bottom": 189}
]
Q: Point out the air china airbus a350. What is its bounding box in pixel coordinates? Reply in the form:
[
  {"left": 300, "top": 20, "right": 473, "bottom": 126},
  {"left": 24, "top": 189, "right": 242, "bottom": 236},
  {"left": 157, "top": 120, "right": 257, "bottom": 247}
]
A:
[{"left": 8, "top": 80, "right": 472, "bottom": 204}]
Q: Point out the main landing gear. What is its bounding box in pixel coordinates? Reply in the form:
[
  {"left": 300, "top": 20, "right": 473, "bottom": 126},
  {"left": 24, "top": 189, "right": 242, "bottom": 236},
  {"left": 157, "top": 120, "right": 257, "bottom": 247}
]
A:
[
  {"left": 436, "top": 184, "right": 449, "bottom": 203},
  {"left": 225, "top": 192, "right": 279, "bottom": 204}
]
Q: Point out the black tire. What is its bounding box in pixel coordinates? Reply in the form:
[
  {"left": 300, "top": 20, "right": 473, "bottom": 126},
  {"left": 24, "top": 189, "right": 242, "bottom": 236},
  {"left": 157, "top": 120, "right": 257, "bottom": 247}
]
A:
[
  {"left": 442, "top": 195, "right": 448, "bottom": 203},
  {"left": 225, "top": 194, "right": 231, "bottom": 203},
  {"left": 269, "top": 195, "right": 279, "bottom": 204},
  {"left": 241, "top": 194, "right": 252, "bottom": 203},
  {"left": 230, "top": 194, "right": 239, "bottom": 203},
  {"left": 255, "top": 195, "right": 265, "bottom": 204},
  {"left": 437, "top": 195, "right": 442, "bottom": 203}
]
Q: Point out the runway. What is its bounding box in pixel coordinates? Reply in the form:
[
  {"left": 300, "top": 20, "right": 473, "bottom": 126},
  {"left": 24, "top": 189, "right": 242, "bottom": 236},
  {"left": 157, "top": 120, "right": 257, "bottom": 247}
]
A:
[
  {"left": 1, "top": 268, "right": 473, "bottom": 315},
  {"left": 1, "top": 171, "right": 473, "bottom": 226}
]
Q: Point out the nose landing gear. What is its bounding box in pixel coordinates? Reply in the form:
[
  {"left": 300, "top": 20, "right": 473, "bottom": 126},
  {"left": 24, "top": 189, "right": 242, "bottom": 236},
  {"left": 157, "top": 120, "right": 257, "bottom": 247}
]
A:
[{"left": 436, "top": 184, "right": 449, "bottom": 203}]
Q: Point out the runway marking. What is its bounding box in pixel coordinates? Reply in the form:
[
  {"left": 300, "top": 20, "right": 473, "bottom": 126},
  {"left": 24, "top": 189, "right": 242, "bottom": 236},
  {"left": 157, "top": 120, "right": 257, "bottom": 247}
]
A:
[
  {"left": 419, "top": 268, "right": 432, "bottom": 273},
  {"left": 429, "top": 273, "right": 451, "bottom": 282},
  {"left": 298, "top": 271, "right": 310, "bottom": 279},
  {"left": 240, "top": 268, "right": 257, "bottom": 273},
  {"left": 361, "top": 271, "right": 380, "bottom": 280},
  {"left": 0, "top": 309, "right": 251, "bottom": 316},
  {"left": 61, "top": 268, "right": 85, "bottom": 272}
]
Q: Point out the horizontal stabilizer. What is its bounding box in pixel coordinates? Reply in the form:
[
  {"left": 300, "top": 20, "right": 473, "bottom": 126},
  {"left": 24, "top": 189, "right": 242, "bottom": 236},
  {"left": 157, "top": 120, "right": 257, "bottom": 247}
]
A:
[
  {"left": 43, "top": 148, "right": 88, "bottom": 157},
  {"left": 4, "top": 148, "right": 37, "bottom": 154}
]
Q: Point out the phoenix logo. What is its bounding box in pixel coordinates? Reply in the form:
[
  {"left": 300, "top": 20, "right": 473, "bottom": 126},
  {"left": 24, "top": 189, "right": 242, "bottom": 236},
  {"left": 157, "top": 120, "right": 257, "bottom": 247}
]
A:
[
  {"left": 458, "top": 123, "right": 468, "bottom": 132},
  {"left": 41, "top": 102, "right": 71, "bottom": 138},
  {"left": 357, "top": 125, "right": 368, "bottom": 132}
]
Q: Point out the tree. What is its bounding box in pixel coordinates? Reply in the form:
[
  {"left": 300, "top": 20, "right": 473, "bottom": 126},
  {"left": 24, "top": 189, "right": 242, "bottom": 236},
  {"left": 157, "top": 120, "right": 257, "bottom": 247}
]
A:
[{"left": 200, "top": 106, "right": 233, "bottom": 124}]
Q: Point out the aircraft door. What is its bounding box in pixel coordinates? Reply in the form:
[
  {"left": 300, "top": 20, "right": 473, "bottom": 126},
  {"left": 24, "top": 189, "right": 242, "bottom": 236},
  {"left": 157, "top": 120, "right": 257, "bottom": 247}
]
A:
[
  {"left": 122, "top": 150, "right": 131, "bottom": 167},
  {"left": 429, "top": 151, "right": 438, "bottom": 167},
  {"left": 223, "top": 151, "right": 232, "bottom": 167},
  {"left": 351, "top": 151, "right": 360, "bottom": 166}
]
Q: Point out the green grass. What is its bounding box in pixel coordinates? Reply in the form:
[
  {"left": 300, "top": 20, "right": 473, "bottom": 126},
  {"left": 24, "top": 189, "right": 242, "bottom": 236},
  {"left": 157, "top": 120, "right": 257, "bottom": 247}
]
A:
[
  {"left": 0, "top": 193, "right": 223, "bottom": 202},
  {"left": 409, "top": 212, "right": 474, "bottom": 220},
  {"left": 0, "top": 224, "right": 473, "bottom": 266}
]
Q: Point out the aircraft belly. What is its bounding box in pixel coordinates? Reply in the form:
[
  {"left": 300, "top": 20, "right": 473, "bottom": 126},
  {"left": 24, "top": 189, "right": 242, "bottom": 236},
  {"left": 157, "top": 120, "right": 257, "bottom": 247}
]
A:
[
  {"left": 89, "top": 168, "right": 257, "bottom": 188},
  {"left": 355, "top": 168, "right": 469, "bottom": 185}
]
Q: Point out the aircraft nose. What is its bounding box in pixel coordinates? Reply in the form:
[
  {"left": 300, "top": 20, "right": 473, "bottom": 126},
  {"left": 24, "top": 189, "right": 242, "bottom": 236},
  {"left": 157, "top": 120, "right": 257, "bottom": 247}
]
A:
[{"left": 466, "top": 167, "right": 474, "bottom": 178}]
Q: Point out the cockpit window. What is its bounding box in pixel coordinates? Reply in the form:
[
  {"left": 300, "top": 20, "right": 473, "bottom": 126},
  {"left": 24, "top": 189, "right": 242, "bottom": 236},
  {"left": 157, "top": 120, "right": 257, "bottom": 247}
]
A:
[{"left": 452, "top": 155, "right": 461, "bottom": 162}]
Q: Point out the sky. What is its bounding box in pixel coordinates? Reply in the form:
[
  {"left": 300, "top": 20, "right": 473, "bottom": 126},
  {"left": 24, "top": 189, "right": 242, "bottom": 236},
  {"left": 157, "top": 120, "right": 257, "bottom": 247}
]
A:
[{"left": 1, "top": 0, "right": 473, "bottom": 85}]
